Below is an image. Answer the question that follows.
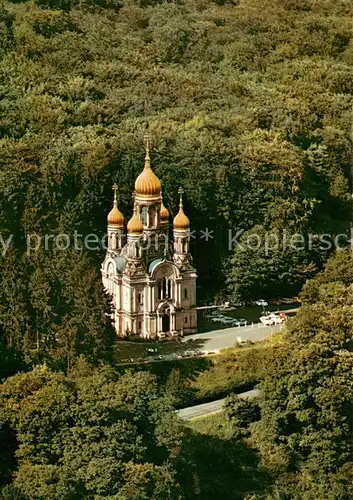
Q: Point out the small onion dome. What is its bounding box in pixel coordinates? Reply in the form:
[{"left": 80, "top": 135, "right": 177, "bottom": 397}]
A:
[
  {"left": 107, "top": 184, "right": 123, "bottom": 227},
  {"left": 127, "top": 203, "right": 143, "bottom": 235},
  {"left": 135, "top": 134, "right": 161, "bottom": 198},
  {"left": 160, "top": 199, "right": 169, "bottom": 222},
  {"left": 173, "top": 187, "right": 190, "bottom": 230}
]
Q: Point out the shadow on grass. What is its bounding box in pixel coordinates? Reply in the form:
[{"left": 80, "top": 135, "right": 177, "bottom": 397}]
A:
[
  {"left": 178, "top": 430, "right": 271, "bottom": 499},
  {"left": 114, "top": 337, "right": 210, "bottom": 363}
]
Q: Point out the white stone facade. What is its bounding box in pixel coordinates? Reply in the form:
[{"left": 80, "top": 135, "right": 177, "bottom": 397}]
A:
[{"left": 101, "top": 139, "right": 197, "bottom": 339}]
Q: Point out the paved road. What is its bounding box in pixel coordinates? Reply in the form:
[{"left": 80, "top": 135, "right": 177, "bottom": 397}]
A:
[
  {"left": 177, "top": 388, "right": 260, "bottom": 421},
  {"left": 115, "top": 322, "right": 282, "bottom": 365},
  {"left": 181, "top": 323, "right": 282, "bottom": 354}
]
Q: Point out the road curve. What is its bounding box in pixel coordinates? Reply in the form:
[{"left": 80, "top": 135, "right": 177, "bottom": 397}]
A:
[{"left": 177, "top": 388, "right": 260, "bottom": 421}]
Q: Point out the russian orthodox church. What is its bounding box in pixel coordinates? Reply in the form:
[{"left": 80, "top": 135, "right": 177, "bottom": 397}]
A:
[{"left": 101, "top": 135, "right": 197, "bottom": 339}]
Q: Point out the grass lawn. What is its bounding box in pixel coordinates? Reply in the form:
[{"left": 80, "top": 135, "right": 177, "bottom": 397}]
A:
[
  {"left": 116, "top": 335, "right": 283, "bottom": 407},
  {"left": 187, "top": 411, "right": 234, "bottom": 439}
]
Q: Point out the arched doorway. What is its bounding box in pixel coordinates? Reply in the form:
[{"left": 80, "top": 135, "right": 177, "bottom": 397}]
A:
[
  {"left": 157, "top": 301, "right": 176, "bottom": 337},
  {"left": 162, "top": 309, "right": 170, "bottom": 333}
]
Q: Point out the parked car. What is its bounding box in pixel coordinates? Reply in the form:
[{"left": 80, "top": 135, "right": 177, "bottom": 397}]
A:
[
  {"left": 260, "top": 315, "right": 274, "bottom": 326},
  {"left": 254, "top": 299, "right": 268, "bottom": 307},
  {"left": 222, "top": 317, "right": 236, "bottom": 324},
  {"left": 219, "top": 317, "right": 233, "bottom": 324},
  {"left": 236, "top": 336, "right": 253, "bottom": 346},
  {"left": 270, "top": 313, "right": 283, "bottom": 324},
  {"left": 211, "top": 316, "right": 225, "bottom": 323},
  {"left": 279, "top": 297, "right": 293, "bottom": 304},
  {"left": 237, "top": 318, "right": 248, "bottom": 326}
]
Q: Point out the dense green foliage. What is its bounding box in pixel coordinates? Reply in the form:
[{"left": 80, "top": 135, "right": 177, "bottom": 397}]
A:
[
  {"left": 0, "top": 0, "right": 352, "bottom": 363},
  {"left": 1, "top": 251, "right": 353, "bottom": 498},
  {"left": 0, "top": 361, "right": 184, "bottom": 499},
  {"left": 252, "top": 249, "right": 353, "bottom": 498},
  {"left": 0, "top": 359, "right": 270, "bottom": 500},
  {"left": 223, "top": 393, "right": 260, "bottom": 436},
  {"left": 1, "top": 2, "right": 353, "bottom": 495},
  {"left": 190, "top": 251, "right": 353, "bottom": 498},
  {"left": 133, "top": 342, "right": 276, "bottom": 407}
]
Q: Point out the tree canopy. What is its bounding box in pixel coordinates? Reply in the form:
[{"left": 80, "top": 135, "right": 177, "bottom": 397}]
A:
[
  {"left": 0, "top": 0, "right": 352, "bottom": 374},
  {"left": 252, "top": 250, "right": 353, "bottom": 498},
  {"left": 0, "top": 361, "right": 184, "bottom": 499}
]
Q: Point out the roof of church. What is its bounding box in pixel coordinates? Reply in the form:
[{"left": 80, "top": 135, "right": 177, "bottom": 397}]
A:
[
  {"left": 149, "top": 258, "right": 164, "bottom": 274},
  {"left": 107, "top": 184, "right": 123, "bottom": 227},
  {"left": 135, "top": 134, "right": 161, "bottom": 198},
  {"left": 160, "top": 198, "right": 169, "bottom": 221},
  {"left": 173, "top": 187, "right": 190, "bottom": 230},
  {"left": 113, "top": 255, "right": 127, "bottom": 273},
  {"left": 127, "top": 202, "right": 143, "bottom": 235}
]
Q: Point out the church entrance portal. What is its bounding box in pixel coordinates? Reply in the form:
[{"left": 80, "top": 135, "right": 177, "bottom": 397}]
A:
[{"left": 162, "top": 310, "right": 170, "bottom": 333}]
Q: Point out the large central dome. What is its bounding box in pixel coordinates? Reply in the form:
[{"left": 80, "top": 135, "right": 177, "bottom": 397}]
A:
[
  {"left": 135, "top": 164, "right": 161, "bottom": 197},
  {"left": 135, "top": 134, "right": 161, "bottom": 198}
]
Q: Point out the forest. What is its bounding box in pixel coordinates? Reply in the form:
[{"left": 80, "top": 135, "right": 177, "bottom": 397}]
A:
[
  {"left": 0, "top": 0, "right": 352, "bottom": 364},
  {"left": 0, "top": 0, "right": 352, "bottom": 497},
  {"left": 1, "top": 249, "right": 352, "bottom": 499}
]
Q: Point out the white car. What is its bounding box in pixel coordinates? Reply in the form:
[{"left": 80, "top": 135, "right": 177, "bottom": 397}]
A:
[
  {"left": 270, "top": 313, "right": 283, "bottom": 324},
  {"left": 222, "top": 317, "right": 236, "bottom": 324},
  {"left": 218, "top": 317, "right": 232, "bottom": 324},
  {"left": 237, "top": 318, "right": 248, "bottom": 326},
  {"left": 236, "top": 337, "right": 253, "bottom": 346},
  {"left": 255, "top": 299, "right": 268, "bottom": 307},
  {"left": 260, "top": 315, "right": 274, "bottom": 326},
  {"left": 211, "top": 316, "right": 226, "bottom": 323},
  {"left": 279, "top": 297, "right": 293, "bottom": 304}
]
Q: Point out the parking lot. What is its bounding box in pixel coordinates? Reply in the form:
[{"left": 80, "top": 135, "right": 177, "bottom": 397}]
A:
[
  {"left": 204, "top": 310, "right": 249, "bottom": 327},
  {"left": 114, "top": 301, "right": 299, "bottom": 364}
]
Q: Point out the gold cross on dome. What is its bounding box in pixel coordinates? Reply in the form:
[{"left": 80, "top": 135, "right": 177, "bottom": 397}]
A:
[
  {"left": 112, "top": 184, "right": 118, "bottom": 204},
  {"left": 178, "top": 187, "right": 184, "bottom": 207},
  {"left": 143, "top": 133, "right": 151, "bottom": 154}
]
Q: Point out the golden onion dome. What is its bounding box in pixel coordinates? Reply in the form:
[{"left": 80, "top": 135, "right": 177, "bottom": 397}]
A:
[
  {"left": 160, "top": 199, "right": 169, "bottom": 222},
  {"left": 173, "top": 188, "right": 190, "bottom": 230},
  {"left": 107, "top": 184, "right": 124, "bottom": 227},
  {"left": 135, "top": 134, "right": 161, "bottom": 198},
  {"left": 127, "top": 203, "right": 143, "bottom": 235}
]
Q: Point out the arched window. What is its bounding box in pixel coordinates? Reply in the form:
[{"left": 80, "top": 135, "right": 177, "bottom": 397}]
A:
[
  {"left": 140, "top": 206, "right": 148, "bottom": 225},
  {"left": 167, "top": 279, "right": 172, "bottom": 298},
  {"left": 163, "top": 277, "right": 167, "bottom": 298},
  {"left": 157, "top": 281, "right": 162, "bottom": 300},
  {"left": 184, "top": 288, "right": 188, "bottom": 299},
  {"left": 111, "top": 233, "right": 118, "bottom": 250},
  {"left": 149, "top": 206, "right": 156, "bottom": 228}
]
